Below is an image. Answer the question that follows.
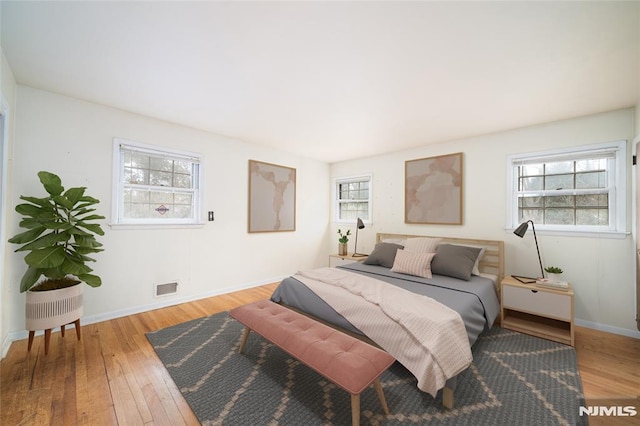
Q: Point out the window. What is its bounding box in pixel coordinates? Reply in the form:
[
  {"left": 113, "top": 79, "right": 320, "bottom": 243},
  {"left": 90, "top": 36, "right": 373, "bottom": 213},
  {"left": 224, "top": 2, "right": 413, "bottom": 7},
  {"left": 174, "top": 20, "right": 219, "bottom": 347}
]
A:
[
  {"left": 506, "top": 140, "right": 627, "bottom": 236},
  {"left": 111, "top": 138, "right": 203, "bottom": 227},
  {"left": 334, "top": 175, "right": 372, "bottom": 223}
]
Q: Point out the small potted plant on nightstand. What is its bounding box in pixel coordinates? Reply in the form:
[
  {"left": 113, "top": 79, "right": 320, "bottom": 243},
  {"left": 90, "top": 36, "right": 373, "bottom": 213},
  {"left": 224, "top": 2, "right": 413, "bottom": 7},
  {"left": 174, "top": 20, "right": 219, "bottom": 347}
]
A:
[
  {"left": 337, "top": 229, "right": 351, "bottom": 256},
  {"left": 544, "top": 266, "right": 563, "bottom": 282}
]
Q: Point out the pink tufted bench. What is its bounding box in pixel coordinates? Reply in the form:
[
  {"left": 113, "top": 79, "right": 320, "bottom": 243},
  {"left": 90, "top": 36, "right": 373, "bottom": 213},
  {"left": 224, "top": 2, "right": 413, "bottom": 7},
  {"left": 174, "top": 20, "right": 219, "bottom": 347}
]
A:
[{"left": 229, "top": 300, "right": 395, "bottom": 425}]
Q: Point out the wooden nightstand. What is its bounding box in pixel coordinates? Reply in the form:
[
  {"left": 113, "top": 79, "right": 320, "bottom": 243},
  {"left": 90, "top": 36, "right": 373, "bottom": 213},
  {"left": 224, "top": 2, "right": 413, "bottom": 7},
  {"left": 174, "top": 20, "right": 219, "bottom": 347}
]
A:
[
  {"left": 500, "top": 275, "right": 575, "bottom": 346},
  {"left": 329, "top": 253, "right": 368, "bottom": 267}
]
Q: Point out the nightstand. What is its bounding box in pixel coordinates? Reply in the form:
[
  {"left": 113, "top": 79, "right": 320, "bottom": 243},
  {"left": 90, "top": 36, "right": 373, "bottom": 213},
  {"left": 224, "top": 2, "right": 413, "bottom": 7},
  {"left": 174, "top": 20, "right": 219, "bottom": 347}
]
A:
[
  {"left": 500, "top": 275, "right": 575, "bottom": 346},
  {"left": 329, "top": 253, "right": 368, "bottom": 267}
]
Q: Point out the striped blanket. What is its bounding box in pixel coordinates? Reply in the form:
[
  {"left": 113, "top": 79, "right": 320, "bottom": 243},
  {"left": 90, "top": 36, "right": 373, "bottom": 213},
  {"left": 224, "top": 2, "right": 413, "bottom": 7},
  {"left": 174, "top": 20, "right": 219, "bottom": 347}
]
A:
[{"left": 294, "top": 267, "right": 472, "bottom": 397}]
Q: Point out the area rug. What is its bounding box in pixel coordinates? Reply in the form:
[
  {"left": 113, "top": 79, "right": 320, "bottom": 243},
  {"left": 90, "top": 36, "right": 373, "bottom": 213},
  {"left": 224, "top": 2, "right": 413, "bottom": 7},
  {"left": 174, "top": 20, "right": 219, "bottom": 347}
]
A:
[{"left": 146, "top": 311, "right": 588, "bottom": 425}]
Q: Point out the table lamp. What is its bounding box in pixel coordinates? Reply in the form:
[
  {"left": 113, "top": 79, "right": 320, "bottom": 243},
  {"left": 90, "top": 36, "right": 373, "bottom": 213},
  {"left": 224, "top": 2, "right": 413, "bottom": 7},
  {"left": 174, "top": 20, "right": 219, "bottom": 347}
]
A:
[
  {"left": 512, "top": 220, "right": 545, "bottom": 283},
  {"left": 352, "top": 218, "right": 367, "bottom": 257}
]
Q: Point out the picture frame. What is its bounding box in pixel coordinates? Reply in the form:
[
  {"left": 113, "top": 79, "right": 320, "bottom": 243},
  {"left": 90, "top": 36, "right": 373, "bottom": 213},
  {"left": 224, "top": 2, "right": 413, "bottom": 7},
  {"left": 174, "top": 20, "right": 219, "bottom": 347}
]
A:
[
  {"left": 405, "top": 152, "right": 463, "bottom": 225},
  {"left": 248, "top": 160, "right": 296, "bottom": 233}
]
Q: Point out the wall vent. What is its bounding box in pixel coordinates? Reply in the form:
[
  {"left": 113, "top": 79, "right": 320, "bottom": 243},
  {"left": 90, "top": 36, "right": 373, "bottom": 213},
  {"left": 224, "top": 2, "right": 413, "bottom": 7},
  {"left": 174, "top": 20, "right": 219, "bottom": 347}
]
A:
[{"left": 155, "top": 282, "right": 178, "bottom": 297}]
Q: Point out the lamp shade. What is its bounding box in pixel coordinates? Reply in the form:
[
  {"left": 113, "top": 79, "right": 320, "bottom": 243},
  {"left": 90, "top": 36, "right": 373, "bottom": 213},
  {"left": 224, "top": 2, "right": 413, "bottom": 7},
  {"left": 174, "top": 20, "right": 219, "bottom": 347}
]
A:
[
  {"left": 352, "top": 217, "right": 366, "bottom": 257},
  {"left": 513, "top": 221, "right": 529, "bottom": 238}
]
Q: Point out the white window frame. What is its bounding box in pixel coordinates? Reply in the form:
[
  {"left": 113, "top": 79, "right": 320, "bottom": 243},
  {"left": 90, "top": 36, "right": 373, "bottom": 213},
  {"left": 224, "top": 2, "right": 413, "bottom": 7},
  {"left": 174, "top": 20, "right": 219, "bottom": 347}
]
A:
[
  {"left": 506, "top": 140, "right": 627, "bottom": 238},
  {"left": 111, "top": 138, "right": 204, "bottom": 228},
  {"left": 333, "top": 174, "right": 372, "bottom": 224}
]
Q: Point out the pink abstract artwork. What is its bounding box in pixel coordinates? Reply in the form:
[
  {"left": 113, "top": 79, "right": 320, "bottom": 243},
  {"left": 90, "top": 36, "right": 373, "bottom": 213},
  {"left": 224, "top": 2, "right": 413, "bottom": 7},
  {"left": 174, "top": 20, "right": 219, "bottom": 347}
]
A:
[{"left": 405, "top": 153, "right": 463, "bottom": 225}]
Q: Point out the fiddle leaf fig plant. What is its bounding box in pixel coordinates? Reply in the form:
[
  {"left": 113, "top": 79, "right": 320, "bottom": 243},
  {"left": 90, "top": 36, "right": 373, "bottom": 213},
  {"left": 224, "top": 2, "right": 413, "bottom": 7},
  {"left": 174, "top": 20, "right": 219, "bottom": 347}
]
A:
[{"left": 8, "top": 171, "right": 105, "bottom": 292}]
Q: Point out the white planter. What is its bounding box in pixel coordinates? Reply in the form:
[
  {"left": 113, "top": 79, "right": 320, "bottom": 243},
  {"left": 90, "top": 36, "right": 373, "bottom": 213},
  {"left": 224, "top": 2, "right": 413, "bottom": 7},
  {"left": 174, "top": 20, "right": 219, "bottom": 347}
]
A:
[
  {"left": 546, "top": 273, "right": 563, "bottom": 282},
  {"left": 25, "top": 284, "right": 84, "bottom": 331}
]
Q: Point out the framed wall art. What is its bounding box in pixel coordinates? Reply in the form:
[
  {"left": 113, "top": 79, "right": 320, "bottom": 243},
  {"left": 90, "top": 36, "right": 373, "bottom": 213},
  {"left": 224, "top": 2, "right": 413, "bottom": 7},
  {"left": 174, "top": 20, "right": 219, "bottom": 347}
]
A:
[
  {"left": 248, "top": 160, "right": 296, "bottom": 233},
  {"left": 405, "top": 152, "right": 463, "bottom": 225}
]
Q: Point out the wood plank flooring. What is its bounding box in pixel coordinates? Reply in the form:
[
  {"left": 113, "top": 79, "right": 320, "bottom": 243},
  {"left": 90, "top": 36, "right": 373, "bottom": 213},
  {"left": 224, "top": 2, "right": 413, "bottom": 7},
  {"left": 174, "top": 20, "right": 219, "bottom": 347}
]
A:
[{"left": 1, "top": 282, "right": 638, "bottom": 425}]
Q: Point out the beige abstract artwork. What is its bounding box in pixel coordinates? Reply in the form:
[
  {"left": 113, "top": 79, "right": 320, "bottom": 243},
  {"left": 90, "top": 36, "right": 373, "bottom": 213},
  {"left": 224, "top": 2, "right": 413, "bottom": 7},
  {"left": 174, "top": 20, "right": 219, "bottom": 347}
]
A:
[
  {"left": 405, "top": 153, "right": 463, "bottom": 225},
  {"left": 248, "top": 160, "right": 296, "bottom": 232}
]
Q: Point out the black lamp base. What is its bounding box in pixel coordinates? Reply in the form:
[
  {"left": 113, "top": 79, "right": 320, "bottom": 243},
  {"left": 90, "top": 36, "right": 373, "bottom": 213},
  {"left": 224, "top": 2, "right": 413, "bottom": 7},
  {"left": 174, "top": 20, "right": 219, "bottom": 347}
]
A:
[{"left": 352, "top": 252, "right": 368, "bottom": 257}]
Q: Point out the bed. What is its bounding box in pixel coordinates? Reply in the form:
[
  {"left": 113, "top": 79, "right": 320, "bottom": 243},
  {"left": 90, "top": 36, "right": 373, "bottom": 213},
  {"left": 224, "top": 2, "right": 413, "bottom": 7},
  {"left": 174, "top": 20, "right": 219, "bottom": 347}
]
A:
[{"left": 270, "top": 233, "right": 504, "bottom": 409}]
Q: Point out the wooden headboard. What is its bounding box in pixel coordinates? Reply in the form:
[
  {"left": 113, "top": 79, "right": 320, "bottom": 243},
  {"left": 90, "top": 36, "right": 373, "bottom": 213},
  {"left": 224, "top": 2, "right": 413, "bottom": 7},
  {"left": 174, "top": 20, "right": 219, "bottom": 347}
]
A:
[{"left": 375, "top": 233, "right": 505, "bottom": 284}]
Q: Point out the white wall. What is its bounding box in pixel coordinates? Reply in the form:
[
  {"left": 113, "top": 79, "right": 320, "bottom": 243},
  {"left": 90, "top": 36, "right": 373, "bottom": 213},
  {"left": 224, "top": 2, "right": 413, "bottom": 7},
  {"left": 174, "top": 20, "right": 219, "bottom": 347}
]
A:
[
  {"left": 632, "top": 3, "right": 639, "bottom": 332},
  {"left": 331, "top": 108, "right": 639, "bottom": 338},
  {"left": 4, "top": 87, "right": 639, "bottom": 351},
  {"left": 1, "top": 48, "right": 17, "bottom": 356},
  {"left": 4, "top": 86, "right": 330, "bottom": 342},
  {"left": 635, "top": 102, "right": 640, "bottom": 139}
]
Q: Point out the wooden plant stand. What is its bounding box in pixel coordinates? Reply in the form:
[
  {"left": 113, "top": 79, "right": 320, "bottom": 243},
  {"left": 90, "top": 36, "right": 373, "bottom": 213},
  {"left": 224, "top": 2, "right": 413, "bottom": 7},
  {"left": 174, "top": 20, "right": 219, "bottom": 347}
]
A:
[
  {"left": 28, "top": 319, "right": 82, "bottom": 355},
  {"left": 25, "top": 284, "right": 84, "bottom": 355}
]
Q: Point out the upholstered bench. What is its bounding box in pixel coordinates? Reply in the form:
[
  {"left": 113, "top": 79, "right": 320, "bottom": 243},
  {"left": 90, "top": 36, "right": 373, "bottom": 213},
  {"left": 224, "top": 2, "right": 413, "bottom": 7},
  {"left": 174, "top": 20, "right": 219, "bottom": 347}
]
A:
[{"left": 229, "top": 300, "right": 395, "bottom": 426}]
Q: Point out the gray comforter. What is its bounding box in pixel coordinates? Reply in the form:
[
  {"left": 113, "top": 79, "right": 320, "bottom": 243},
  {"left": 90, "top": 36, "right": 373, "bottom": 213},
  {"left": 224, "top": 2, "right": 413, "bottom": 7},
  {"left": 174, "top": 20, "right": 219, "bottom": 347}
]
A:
[{"left": 270, "top": 262, "right": 500, "bottom": 347}]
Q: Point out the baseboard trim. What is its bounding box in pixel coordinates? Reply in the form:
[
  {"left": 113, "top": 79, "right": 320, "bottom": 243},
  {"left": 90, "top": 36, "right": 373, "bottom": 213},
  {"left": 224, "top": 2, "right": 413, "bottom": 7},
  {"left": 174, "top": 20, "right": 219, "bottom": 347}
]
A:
[
  {"left": 2, "top": 276, "right": 286, "bottom": 355},
  {"left": 574, "top": 318, "right": 640, "bottom": 339},
  {"left": 5, "top": 281, "right": 638, "bottom": 358},
  {"left": 1, "top": 334, "right": 11, "bottom": 359}
]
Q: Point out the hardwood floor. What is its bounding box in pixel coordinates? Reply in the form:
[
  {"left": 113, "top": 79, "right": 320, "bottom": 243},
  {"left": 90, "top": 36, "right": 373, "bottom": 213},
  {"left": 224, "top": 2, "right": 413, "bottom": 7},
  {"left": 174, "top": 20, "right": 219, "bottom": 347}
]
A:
[{"left": 1, "top": 282, "right": 638, "bottom": 425}]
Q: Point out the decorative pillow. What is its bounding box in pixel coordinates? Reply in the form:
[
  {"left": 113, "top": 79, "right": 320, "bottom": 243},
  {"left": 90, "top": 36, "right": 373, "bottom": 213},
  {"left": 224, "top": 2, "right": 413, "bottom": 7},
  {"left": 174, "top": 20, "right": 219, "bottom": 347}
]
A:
[
  {"left": 363, "top": 243, "right": 404, "bottom": 268},
  {"left": 450, "top": 244, "right": 486, "bottom": 275},
  {"left": 381, "top": 238, "right": 407, "bottom": 246},
  {"left": 472, "top": 248, "right": 485, "bottom": 275},
  {"left": 431, "top": 244, "right": 482, "bottom": 281},
  {"left": 402, "top": 237, "right": 442, "bottom": 253},
  {"left": 390, "top": 249, "right": 436, "bottom": 278}
]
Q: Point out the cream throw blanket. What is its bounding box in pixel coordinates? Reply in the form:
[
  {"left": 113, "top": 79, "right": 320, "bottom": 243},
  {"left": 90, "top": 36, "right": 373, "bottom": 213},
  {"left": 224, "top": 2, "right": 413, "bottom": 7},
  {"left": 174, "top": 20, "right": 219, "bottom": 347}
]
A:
[{"left": 294, "top": 267, "right": 472, "bottom": 397}]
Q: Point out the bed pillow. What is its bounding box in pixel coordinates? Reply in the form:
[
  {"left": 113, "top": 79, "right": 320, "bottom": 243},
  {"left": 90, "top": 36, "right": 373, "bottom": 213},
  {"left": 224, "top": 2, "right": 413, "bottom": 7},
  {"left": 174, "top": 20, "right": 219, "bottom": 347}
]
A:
[
  {"left": 363, "top": 243, "right": 404, "bottom": 268},
  {"left": 473, "top": 248, "right": 485, "bottom": 275},
  {"left": 381, "top": 238, "right": 406, "bottom": 246},
  {"left": 402, "top": 237, "right": 442, "bottom": 253},
  {"left": 451, "top": 244, "right": 486, "bottom": 275},
  {"left": 390, "top": 249, "right": 436, "bottom": 278},
  {"left": 431, "top": 244, "right": 482, "bottom": 281}
]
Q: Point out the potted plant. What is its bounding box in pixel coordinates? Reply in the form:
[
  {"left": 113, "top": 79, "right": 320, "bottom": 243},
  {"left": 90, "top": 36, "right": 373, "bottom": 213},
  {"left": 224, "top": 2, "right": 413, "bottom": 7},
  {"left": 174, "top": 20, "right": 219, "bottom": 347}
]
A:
[
  {"left": 337, "top": 229, "right": 351, "bottom": 256},
  {"left": 544, "top": 266, "right": 564, "bottom": 282},
  {"left": 8, "top": 171, "right": 105, "bottom": 354}
]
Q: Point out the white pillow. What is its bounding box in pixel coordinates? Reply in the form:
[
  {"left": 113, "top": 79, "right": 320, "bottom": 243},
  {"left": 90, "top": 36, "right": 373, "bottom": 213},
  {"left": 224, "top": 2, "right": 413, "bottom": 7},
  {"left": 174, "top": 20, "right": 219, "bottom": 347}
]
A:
[
  {"left": 391, "top": 249, "right": 436, "bottom": 278},
  {"left": 403, "top": 237, "right": 442, "bottom": 253},
  {"left": 472, "top": 248, "right": 485, "bottom": 275}
]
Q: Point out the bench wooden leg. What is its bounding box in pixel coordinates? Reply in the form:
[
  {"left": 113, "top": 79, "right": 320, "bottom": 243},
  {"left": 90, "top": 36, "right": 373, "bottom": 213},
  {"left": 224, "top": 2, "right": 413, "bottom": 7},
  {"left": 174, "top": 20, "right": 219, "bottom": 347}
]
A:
[
  {"left": 373, "top": 378, "right": 389, "bottom": 415},
  {"left": 238, "top": 327, "right": 251, "bottom": 354},
  {"left": 351, "top": 393, "right": 360, "bottom": 426}
]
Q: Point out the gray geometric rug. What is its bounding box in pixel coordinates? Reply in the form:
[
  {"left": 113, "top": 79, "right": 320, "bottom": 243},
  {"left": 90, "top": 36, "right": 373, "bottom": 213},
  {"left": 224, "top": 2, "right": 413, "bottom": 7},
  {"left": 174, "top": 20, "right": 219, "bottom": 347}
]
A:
[{"left": 146, "top": 311, "right": 588, "bottom": 425}]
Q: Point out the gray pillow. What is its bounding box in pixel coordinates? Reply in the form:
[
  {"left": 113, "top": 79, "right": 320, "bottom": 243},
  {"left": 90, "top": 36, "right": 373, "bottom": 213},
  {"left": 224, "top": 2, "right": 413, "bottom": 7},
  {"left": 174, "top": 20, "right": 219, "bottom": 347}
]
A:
[
  {"left": 363, "top": 243, "right": 404, "bottom": 268},
  {"left": 431, "top": 244, "right": 482, "bottom": 281}
]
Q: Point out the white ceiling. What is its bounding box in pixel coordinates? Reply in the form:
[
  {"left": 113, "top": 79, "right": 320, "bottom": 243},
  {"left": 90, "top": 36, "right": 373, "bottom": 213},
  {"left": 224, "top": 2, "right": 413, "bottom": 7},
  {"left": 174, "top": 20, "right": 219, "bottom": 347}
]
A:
[{"left": 1, "top": 1, "right": 638, "bottom": 163}]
